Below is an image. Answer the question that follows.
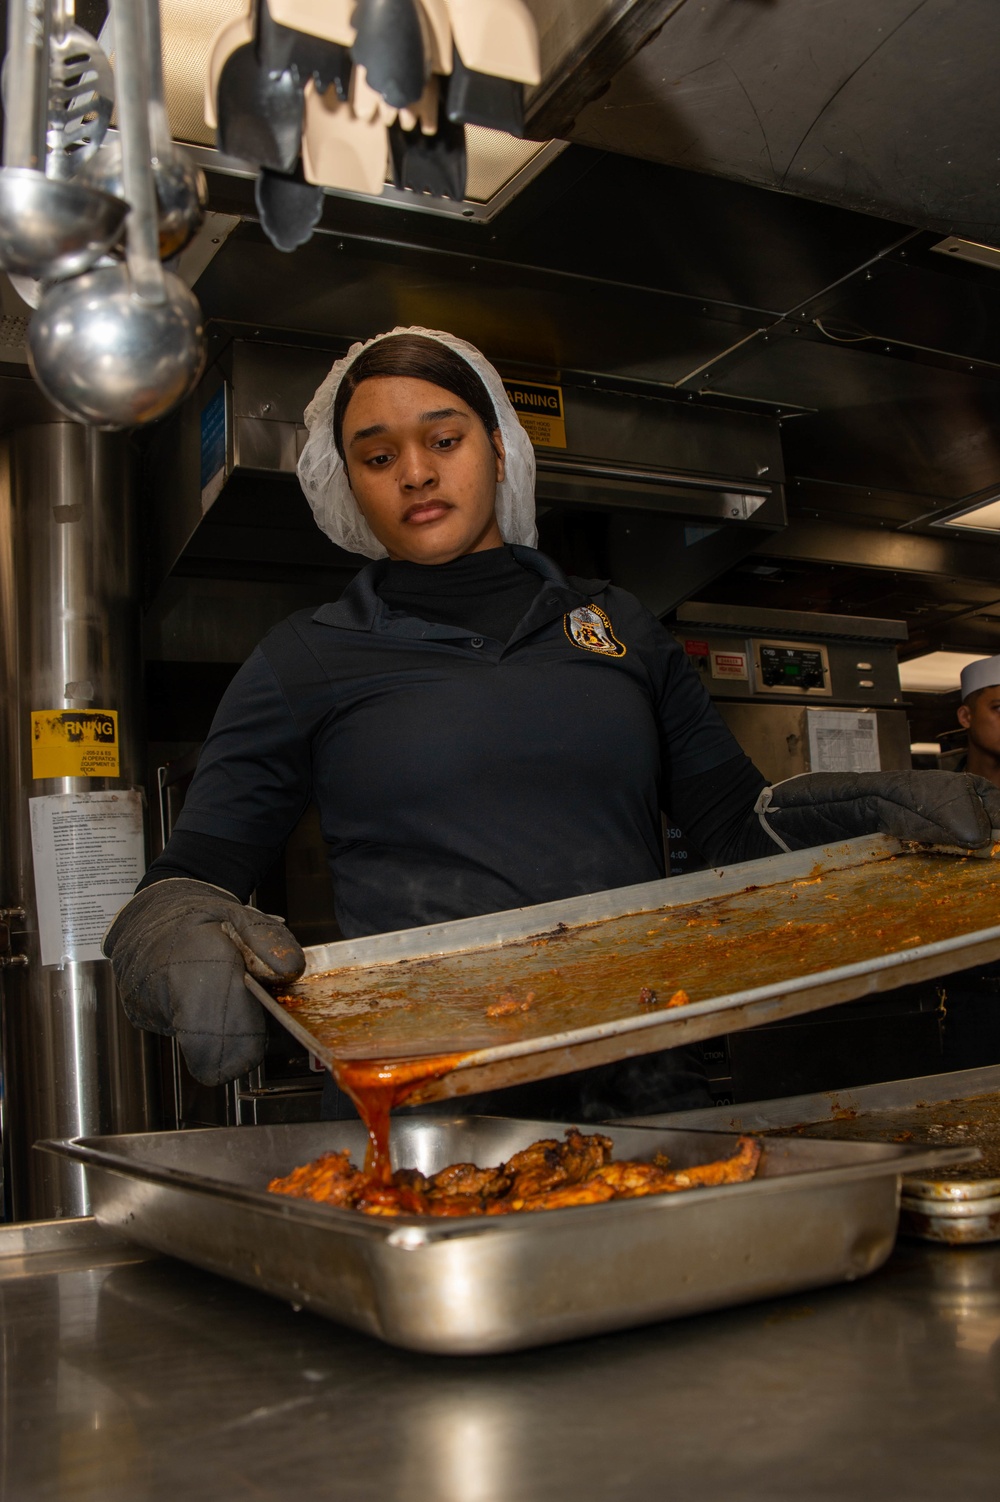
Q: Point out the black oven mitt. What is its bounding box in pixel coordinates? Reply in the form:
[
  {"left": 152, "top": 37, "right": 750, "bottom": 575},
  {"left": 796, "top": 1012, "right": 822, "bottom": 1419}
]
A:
[
  {"left": 755, "top": 770, "right": 1000, "bottom": 852},
  {"left": 102, "top": 878, "right": 306, "bottom": 1086}
]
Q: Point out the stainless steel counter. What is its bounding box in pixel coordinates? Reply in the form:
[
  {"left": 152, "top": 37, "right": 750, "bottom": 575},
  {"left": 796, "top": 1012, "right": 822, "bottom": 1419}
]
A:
[{"left": 3, "top": 1217, "right": 999, "bottom": 1501}]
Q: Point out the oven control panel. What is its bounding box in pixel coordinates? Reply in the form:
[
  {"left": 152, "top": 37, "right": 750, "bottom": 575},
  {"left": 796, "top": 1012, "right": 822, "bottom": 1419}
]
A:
[
  {"left": 755, "top": 639, "right": 831, "bottom": 696},
  {"left": 674, "top": 626, "right": 903, "bottom": 706}
]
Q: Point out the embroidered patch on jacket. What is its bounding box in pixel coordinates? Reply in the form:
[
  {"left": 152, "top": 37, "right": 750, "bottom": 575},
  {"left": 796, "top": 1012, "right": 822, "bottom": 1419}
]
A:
[{"left": 564, "top": 603, "right": 626, "bottom": 658}]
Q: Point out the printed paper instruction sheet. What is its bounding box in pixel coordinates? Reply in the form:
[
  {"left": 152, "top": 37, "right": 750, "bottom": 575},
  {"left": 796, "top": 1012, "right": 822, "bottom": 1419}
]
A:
[
  {"left": 807, "top": 710, "right": 881, "bottom": 774},
  {"left": 30, "top": 791, "right": 145, "bottom": 966}
]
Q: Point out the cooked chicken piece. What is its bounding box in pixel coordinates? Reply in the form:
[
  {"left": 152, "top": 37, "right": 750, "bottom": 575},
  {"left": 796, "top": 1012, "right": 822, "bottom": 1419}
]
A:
[
  {"left": 669, "top": 1134, "right": 761, "bottom": 1186},
  {"left": 585, "top": 1136, "right": 759, "bottom": 1197},
  {"left": 355, "top": 1179, "right": 433, "bottom": 1217},
  {"left": 505, "top": 1128, "right": 613, "bottom": 1198},
  {"left": 429, "top": 1161, "right": 511, "bottom": 1199},
  {"left": 589, "top": 1159, "right": 680, "bottom": 1195},
  {"left": 488, "top": 1179, "right": 616, "bottom": 1213},
  {"left": 267, "top": 1149, "right": 365, "bottom": 1207},
  {"left": 417, "top": 1192, "right": 488, "bottom": 1217},
  {"left": 354, "top": 1195, "right": 406, "bottom": 1217},
  {"left": 267, "top": 1131, "right": 761, "bottom": 1218},
  {"left": 394, "top": 1166, "right": 432, "bottom": 1193}
]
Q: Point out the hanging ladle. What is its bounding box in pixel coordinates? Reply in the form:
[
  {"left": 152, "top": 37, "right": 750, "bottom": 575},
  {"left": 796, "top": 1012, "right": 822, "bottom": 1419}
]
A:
[
  {"left": 82, "top": 0, "right": 206, "bottom": 257},
  {"left": 28, "top": 0, "right": 205, "bottom": 428},
  {"left": 0, "top": 0, "right": 125, "bottom": 279}
]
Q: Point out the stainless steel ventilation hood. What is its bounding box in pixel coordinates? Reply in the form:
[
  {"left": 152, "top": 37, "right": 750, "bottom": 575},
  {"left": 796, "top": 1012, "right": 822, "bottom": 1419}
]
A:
[
  {"left": 144, "top": 337, "right": 785, "bottom": 616},
  {"left": 563, "top": 0, "right": 1000, "bottom": 246}
]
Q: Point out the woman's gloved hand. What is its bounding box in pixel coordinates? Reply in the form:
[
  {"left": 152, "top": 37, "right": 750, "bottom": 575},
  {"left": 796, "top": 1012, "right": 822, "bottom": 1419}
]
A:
[
  {"left": 755, "top": 770, "right": 1000, "bottom": 853},
  {"left": 102, "top": 878, "right": 306, "bottom": 1086}
]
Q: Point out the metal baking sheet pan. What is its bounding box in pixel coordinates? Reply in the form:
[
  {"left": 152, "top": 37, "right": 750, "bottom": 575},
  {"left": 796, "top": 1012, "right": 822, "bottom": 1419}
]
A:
[
  {"left": 248, "top": 834, "right": 1000, "bottom": 1102},
  {"left": 45, "top": 1119, "right": 972, "bottom": 1354},
  {"left": 628, "top": 1064, "right": 1000, "bottom": 1245}
]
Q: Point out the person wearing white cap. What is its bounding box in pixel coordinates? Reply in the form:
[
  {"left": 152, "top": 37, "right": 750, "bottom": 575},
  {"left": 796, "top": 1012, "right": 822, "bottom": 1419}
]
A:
[
  {"left": 100, "top": 327, "right": 1000, "bottom": 1120},
  {"left": 958, "top": 655, "right": 1000, "bottom": 790}
]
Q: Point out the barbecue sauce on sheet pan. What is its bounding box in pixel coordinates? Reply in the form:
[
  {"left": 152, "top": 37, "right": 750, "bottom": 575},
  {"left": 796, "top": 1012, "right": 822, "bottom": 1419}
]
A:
[{"left": 282, "top": 857, "right": 1000, "bottom": 1069}]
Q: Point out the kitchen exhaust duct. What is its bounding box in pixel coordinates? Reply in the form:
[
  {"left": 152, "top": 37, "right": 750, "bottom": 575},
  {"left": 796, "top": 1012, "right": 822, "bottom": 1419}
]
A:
[{"left": 143, "top": 337, "right": 786, "bottom": 616}]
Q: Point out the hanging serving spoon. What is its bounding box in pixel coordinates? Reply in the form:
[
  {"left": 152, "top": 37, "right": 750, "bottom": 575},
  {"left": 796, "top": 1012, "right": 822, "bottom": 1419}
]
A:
[
  {"left": 0, "top": 0, "right": 125, "bottom": 278},
  {"left": 216, "top": 43, "right": 303, "bottom": 172},
  {"left": 83, "top": 0, "right": 205, "bottom": 256},
  {"left": 444, "top": 46, "right": 524, "bottom": 136},
  {"left": 207, "top": 0, "right": 305, "bottom": 174},
  {"left": 44, "top": 0, "right": 114, "bottom": 180},
  {"left": 351, "top": 0, "right": 427, "bottom": 110},
  {"left": 257, "top": 0, "right": 353, "bottom": 102},
  {"left": 254, "top": 163, "right": 323, "bottom": 252},
  {"left": 142, "top": 0, "right": 206, "bottom": 255},
  {"left": 28, "top": 0, "right": 205, "bottom": 427},
  {"left": 389, "top": 113, "right": 466, "bottom": 199},
  {"left": 389, "top": 72, "right": 465, "bottom": 199}
]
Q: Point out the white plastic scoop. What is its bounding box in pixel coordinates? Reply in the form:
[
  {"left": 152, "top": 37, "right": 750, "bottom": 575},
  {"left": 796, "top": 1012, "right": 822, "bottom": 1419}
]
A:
[
  {"left": 301, "top": 79, "right": 389, "bottom": 194},
  {"left": 442, "top": 0, "right": 540, "bottom": 83}
]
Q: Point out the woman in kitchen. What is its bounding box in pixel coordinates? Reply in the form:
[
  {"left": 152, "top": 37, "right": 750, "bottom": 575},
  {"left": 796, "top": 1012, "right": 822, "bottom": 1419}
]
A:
[{"left": 104, "top": 327, "right": 1000, "bottom": 1119}]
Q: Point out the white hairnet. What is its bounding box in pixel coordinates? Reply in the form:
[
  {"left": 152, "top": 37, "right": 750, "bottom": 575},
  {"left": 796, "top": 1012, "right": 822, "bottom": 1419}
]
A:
[{"left": 296, "top": 325, "right": 538, "bottom": 559}]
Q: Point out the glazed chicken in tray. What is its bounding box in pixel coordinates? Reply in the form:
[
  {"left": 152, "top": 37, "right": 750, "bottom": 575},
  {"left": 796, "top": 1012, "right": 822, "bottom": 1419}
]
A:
[{"left": 268, "top": 1128, "right": 762, "bottom": 1218}]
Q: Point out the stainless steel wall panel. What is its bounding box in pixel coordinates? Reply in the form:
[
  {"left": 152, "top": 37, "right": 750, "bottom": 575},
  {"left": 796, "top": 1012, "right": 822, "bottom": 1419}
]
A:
[
  {"left": 0, "top": 423, "right": 160, "bottom": 1221},
  {"left": 715, "top": 704, "right": 912, "bottom": 784}
]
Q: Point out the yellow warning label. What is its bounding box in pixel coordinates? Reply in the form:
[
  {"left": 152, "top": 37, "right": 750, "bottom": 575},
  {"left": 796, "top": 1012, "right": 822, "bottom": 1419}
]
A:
[
  {"left": 503, "top": 380, "right": 567, "bottom": 449},
  {"left": 31, "top": 710, "right": 120, "bottom": 779}
]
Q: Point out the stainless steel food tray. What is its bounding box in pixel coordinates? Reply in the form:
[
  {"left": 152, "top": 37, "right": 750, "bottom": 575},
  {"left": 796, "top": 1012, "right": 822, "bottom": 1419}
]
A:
[
  {"left": 46, "top": 1118, "right": 972, "bottom": 1354},
  {"left": 630, "top": 1064, "right": 1000, "bottom": 1245},
  {"left": 249, "top": 834, "right": 1000, "bottom": 1102}
]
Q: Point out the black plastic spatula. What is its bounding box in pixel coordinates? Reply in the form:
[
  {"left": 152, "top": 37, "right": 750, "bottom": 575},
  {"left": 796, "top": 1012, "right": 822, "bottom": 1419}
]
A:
[
  {"left": 352, "top": 0, "right": 427, "bottom": 109},
  {"left": 255, "top": 163, "right": 324, "bottom": 251},
  {"left": 256, "top": 0, "right": 353, "bottom": 100},
  {"left": 216, "top": 41, "right": 304, "bottom": 173},
  {"left": 289, "top": 33, "right": 353, "bottom": 98},
  {"left": 389, "top": 105, "right": 466, "bottom": 199},
  {"left": 445, "top": 47, "right": 524, "bottom": 135}
]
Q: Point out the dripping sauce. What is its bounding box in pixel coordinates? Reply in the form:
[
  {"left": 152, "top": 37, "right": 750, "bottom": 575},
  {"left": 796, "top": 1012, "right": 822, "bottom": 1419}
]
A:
[{"left": 333, "top": 1052, "right": 470, "bottom": 1181}]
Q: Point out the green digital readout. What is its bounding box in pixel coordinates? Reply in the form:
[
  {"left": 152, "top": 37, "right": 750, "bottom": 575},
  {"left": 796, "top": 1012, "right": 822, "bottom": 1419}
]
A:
[{"left": 760, "top": 643, "right": 826, "bottom": 690}]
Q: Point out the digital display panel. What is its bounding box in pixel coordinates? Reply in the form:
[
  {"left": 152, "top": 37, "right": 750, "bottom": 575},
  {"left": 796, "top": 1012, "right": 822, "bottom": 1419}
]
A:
[{"left": 759, "top": 644, "right": 827, "bottom": 691}]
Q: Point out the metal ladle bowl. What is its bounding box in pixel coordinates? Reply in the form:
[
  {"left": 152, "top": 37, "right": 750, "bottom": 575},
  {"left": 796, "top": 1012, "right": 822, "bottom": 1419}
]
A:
[
  {"left": 83, "top": 138, "right": 207, "bottom": 259},
  {"left": 27, "top": 262, "right": 206, "bottom": 429},
  {"left": 26, "top": 0, "right": 206, "bottom": 429},
  {"left": 142, "top": 150, "right": 207, "bottom": 258},
  {"left": 79, "top": 0, "right": 206, "bottom": 260},
  {"left": 0, "top": 166, "right": 127, "bottom": 279}
]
